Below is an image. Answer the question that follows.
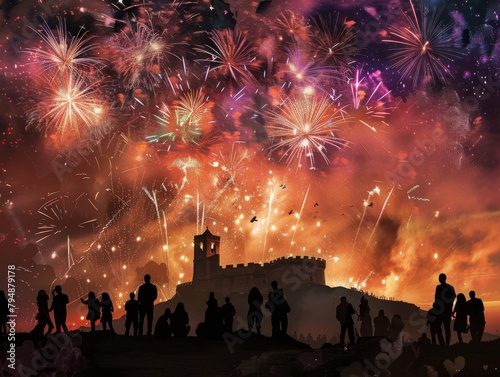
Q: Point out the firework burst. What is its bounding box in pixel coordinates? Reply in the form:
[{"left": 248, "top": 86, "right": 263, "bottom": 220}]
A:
[
  {"left": 309, "top": 13, "right": 358, "bottom": 74},
  {"left": 147, "top": 89, "right": 214, "bottom": 149},
  {"left": 195, "top": 29, "right": 260, "bottom": 87},
  {"left": 113, "top": 22, "right": 170, "bottom": 90},
  {"left": 26, "top": 19, "right": 103, "bottom": 78},
  {"left": 216, "top": 142, "right": 251, "bottom": 186},
  {"left": 274, "top": 10, "right": 310, "bottom": 44},
  {"left": 265, "top": 94, "right": 347, "bottom": 169},
  {"left": 28, "top": 73, "right": 108, "bottom": 141},
  {"left": 173, "top": 89, "right": 212, "bottom": 131},
  {"left": 281, "top": 45, "right": 342, "bottom": 91},
  {"left": 383, "top": 0, "right": 461, "bottom": 88}
]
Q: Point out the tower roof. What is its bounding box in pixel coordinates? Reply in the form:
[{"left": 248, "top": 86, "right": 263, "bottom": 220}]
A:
[{"left": 195, "top": 227, "right": 219, "bottom": 239}]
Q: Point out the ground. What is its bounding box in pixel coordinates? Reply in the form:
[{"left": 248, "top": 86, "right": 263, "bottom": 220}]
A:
[{"left": 3, "top": 332, "right": 500, "bottom": 377}]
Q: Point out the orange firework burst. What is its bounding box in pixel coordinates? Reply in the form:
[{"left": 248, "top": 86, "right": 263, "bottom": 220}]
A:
[
  {"left": 28, "top": 73, "right": 107, "bottom": 141},
  {"left": 195, "top": 29, "right": 260, "bottom": 86}
]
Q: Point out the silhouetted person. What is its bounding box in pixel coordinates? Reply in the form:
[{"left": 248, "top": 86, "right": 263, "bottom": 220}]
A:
[
  {"left": 171, "top": 302, "right": 190, "bottom": 337},
  {"left": 265, "top": 280, "right": 290, "bottom": 337},
  {"left": 247, "top": 286, "right": 263, "bottom": 335},
  {"left": 417, "top": 332, "right": 432, "bottom": 357},
  {"left": 205, "top": 292, "right": 223, "bottom": 337},
  {"left": 138, "top": 274, "right": 158, "bottom": 336},
  {"left": 222, "top": 297, "right": 236, "bottom": 333},
  {"left": 100, "top": 292, "right": 115, "bottom": 333},
  {"left": 49, "top": 285, "right": 69, "bottom": 334},
  {"left": 427, "top": 302, "right": 445, "bottom": 346},
  {"left": 315, "top": 334, "right": 322, "bottom": 347},
  {"left": 452, "top": 293, "right": 468, "bottom": 344},
  {"left": 306, "top": 332, "right": 313, "bottom": 345},
  {"left": 0, "top": 291, "right": 8, "bottom": 336},
  {"left": 154, "top": 308, "right": 172, "bottom": 339},
  {"left": 467, "top": 290, "right": 485, "bottom": 343},
  {"left": 359, "top": 296, "right": 373, "bottom": 337},
  {"left": 373, "top": 309, "right": 390, "bottom": 337},
  {"left": 125, "top": 292, "right": 140, "bottom": 336},
  {"left": 336, "top": 296, "right": 355, "bottom": 345},
  {"left": 31, "top": 290, "right": 54, "bottom": 336},
  {"left": 320, "top": 334, "right": 328, "bottom": 346},
  {"left": 388, "top": 314, "right": 405, "bottom": 343},
  {"left": 434, "top": 273, "right": 456, "bottom": 346},
  {"left": 80, "top": 291, "right": 101, "bottom": 333},
  {"left": 417, "top": 333, "right": 431, "bottom": 346}
]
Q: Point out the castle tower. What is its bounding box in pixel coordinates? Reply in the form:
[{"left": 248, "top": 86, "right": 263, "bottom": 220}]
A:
[{"left": 193, "top": 228, "right": 220, "bottom": 282}]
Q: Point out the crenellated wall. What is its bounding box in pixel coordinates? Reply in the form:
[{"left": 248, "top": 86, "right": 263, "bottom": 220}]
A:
[
  {"left": 185, "top": 230, "right": 326, "bottom": 295},
  {"left": 184, "top": 256, "right": 326, "bottom": 294}
]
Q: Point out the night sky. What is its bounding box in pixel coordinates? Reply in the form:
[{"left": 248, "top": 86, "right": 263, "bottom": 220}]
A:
[{"left": 1, "top": 0, "right": 499, "bottom": 333}]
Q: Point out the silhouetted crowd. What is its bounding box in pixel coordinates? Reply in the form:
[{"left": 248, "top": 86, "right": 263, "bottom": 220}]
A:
[
  {"left": 333, "top": 273, "right": 487, "bottom": 348},
  {"left": 195, "top": 279, "right": 291, "bottom": 339},
  {"left": 424, "top": 273, "right": 486, "bottom": 346},
  {"left": 0, "top": 272, "right": 487, "bottom": 349},
  {"left": 0, "top": 275, "right": 293, "bottom": 341},
  {"left": 335, "top": 295, "right": 405, "bottom": 346}
]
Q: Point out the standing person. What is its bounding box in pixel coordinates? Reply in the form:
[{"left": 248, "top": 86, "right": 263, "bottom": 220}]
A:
[
  {"left": 426, "top": 302, "right": 445, "bottom": 346},
  {"left": 205, "top": 292, "right": 221, "bottom": 336},
  {"left": 138, "top": 274, "right": 158, "bottom": 336},
  {"left": 221, "top": 297, "right": 236, "bottom": 333},
  {"left": 0, "top": 291, "right": 8, "bottom": 336},
  {"left": 387, "top": 314, "right": 405, "bottom": 343},
  {"left": 80, "top": 291, "right": 100, "bottom": 333},
  {"left": 452, "top": 293, "right": 468, "bottom": 344},
  {"left": 49, "top": 285, "right": 69, "bottom": 334},
  {"left": 124, "top": 292, "right": 140, "bottom": 336},
  {"left": 373, "top": 309, "right": 390, "bottom": 337},
  {"left": 171, "top": 302, "right": 190, "bottom": 337},
  {"left": 31, "top": 290, "right": 54, "bottom": 336},
  {"left": 100, "top": 292, "right": 115, "bottom": 333},
  {"left": 359, "top": 296, "right": 373, "bottom": 337},
  {"left": 247, "top": 287, "right": 263, "bottom": 335},
  {"left": 434, "top": 273, "right": 456, "bottom": 346},
  {"left": 265, "top": 280, "right": 291, "bottom": 337},
  {"left": 336, "top": 296, "right": 355, "bottom": 346},
  {"left": 467, "top": 291, "right": 485, "bottom": 343}
]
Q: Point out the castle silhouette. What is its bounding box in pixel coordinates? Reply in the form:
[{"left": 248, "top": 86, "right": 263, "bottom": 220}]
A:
[{"left": 177, "top": 228, "right": 326, "bottom": 295}]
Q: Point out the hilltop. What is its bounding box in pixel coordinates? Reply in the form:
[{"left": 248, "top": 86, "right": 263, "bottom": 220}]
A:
[{"left": 110, "top": 284, "right": 494, "bottom": 344}]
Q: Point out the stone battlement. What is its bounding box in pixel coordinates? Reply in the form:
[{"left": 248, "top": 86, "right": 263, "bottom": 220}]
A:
[
  {"left": 222, "top": 256, "right": 326, "bottom": 270},
  {"left": 185, "top": 229, "right": 327, "bottom": 292}
]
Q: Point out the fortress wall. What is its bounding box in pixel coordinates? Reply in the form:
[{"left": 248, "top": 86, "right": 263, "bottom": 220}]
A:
[
  {"left": 264, "top": 256, "right": 326, "bottom": 286},
  {"left": 219, "top": 263, "right": 266, "bottom": 276}
]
